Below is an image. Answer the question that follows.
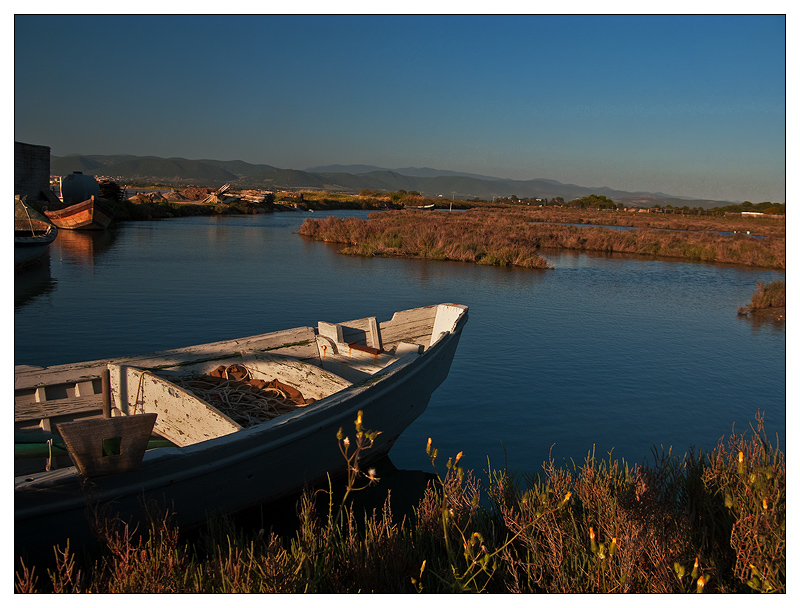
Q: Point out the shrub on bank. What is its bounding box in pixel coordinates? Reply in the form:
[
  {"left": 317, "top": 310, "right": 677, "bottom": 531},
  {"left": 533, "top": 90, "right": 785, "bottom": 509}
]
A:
[
  {"left": 738, "top": 280, "right": 786, "bottom": 315},
  {"left": 16, "top": 413, "right": 784, "bottom": 593}
]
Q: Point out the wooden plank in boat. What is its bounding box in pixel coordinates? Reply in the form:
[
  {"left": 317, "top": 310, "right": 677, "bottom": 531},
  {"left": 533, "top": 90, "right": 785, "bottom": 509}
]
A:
[
  {"left": 14, "top": 393, "right": 104, "bottom": 422},
  {"left": 430, "top": 304, "right": 468, "bottom": 346},
  {"left": 319, "top": 316, "right": 381, "bottom": 350},
  {"left": 109, "top": 365, "right": 242, "bottom": 447},
  {"left": 14, "top": 327, "right": 318, "bottom": 391},
  {"left": 378, "top": 306, "right": 438, "bottom": 346}
]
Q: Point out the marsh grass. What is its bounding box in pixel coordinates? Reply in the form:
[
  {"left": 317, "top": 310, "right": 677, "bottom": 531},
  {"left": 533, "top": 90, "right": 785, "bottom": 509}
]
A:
[
  {"left": 738, "top": 280, "right": 786, "bottom": 315},
  {"left": 299, "top": 209, "right": 785, "bottom": 270},
  {"left": 16, "top": 412, "right": 784, "bottom": 593}
]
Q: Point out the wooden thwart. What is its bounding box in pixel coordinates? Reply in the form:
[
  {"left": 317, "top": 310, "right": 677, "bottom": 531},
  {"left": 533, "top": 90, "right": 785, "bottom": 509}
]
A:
[{"left": 56, "top": 413, "right": 157, "bottom": 477}]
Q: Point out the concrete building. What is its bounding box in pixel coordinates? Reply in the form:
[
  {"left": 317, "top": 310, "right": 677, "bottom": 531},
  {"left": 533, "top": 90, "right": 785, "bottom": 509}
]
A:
[{"left": 15, "top": 141, "right": 59, "bottom": 203}]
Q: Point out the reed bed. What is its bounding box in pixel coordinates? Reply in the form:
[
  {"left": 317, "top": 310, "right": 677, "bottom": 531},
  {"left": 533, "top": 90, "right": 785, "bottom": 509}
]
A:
[
  {"left": 16, "top": 412, "right": 784, "bottom": 593},
  {"left": 299, "top": 211, "right": 551, "bottom": 269},
  {"left": 299, "top": 209, "right": 785, "bottom": 270},
  {"left": 738, "top": 280, "right": 786, "bottom": 312}
]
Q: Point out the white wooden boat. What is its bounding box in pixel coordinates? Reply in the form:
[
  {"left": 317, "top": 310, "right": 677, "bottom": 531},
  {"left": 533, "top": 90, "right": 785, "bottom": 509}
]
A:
[
  {"left": 14, "top": 197, "right": 58, "bottom": 270},
  {"left": 15, "top": 304, "right": 468, "bottom": 560}
]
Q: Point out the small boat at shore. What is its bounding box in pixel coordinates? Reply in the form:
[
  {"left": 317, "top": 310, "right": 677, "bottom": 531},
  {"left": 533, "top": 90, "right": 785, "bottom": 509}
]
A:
[
  {"left": 14, "top": 197, "right": 58, "bottom": 270},
  {"left": 15, "top": 303, "right": 468, "bottom": 560},
  {"left": 405, "top": 203, "right": 435, "bottom": 210},
  {"left": 44, "top": 195, "right": 114, "bottom": 230}
]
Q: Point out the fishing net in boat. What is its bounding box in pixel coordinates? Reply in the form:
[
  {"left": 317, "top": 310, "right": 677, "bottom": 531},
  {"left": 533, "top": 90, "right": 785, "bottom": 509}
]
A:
[{"left": 168, "top": 364, "right": 316, "bottom": 427}]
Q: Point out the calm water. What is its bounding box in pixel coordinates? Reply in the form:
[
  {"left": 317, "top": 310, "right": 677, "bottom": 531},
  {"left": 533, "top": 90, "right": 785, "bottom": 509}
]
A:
[{"left": 14, "top": 210, "right": 786, "bottom": 478}]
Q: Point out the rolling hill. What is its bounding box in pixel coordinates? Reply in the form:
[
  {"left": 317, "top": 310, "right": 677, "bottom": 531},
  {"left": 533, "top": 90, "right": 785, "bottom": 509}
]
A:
[{"left": 49, "top": 154, "right": 733, "bottom": 208}]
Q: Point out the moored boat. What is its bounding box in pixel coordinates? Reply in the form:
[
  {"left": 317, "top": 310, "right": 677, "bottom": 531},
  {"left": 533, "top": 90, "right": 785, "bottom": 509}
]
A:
[
  {"left": 44, "top": 195, "right": 114, "bottom": 230},
  {"left": 15, "top": 303, "right": 468, "bottom": 560},
  {"left": 14, "top": 196, "right": 58, "bottom": 270}
]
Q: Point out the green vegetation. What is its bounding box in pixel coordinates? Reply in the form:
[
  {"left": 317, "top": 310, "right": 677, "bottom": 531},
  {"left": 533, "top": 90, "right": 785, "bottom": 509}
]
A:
[
  {"left": 299, "top": 208, "right": 785, "bottom": 270},
  {"left": 712, "top": 201, "right": 786, "bottom": 215},
  {"left": 565, "top": 194, "right": 618, "bottom": 210},
  {"left": 281, "top": 190, "right": 399, "bottom": 211},
  {"left": 15, "top": 412, "right": 784, "bottom": 593}
]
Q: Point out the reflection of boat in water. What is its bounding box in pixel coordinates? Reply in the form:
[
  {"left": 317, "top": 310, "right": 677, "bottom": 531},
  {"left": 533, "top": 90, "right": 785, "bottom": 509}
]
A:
[
  {"left": 49, "top": 225, "right": 119, "bottom": 267},
  {"left": 14, "top": 303, "right": 469, "bottom": 560},
  {"left": 14, "top": 197, "right": 58, "bottom": 271},
  {"left": 14, "top": 254, "right": 56, "bottom": 308},
  {"left": 44, "top": 196, "right": 114, "bottom": 230}
]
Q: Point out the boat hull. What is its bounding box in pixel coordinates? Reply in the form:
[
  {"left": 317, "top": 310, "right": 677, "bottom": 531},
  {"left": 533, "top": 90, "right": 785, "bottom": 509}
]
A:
[
  {"left": 14, "top": 233, "right": 57, "bottom": 269},
  {"left": 14, "top": 198, "right": 58, "bottom": 270},
  {"left": 14, "top": 305, "right": 467, "bottom": 561},
  {"left": 44, "top": 197, "right": 114, "bottom": 230}
]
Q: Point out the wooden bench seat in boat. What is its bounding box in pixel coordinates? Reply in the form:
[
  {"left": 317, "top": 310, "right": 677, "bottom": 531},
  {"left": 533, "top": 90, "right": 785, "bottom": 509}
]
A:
[
  {"left": 108, "top": 352, "right": 353, "bottom": 447},
  {"left": 14, "top": 326, "right": 320, "bottom": 429},
  {"left": 315, "top": 308, "right": 439, "bottom": 382}
]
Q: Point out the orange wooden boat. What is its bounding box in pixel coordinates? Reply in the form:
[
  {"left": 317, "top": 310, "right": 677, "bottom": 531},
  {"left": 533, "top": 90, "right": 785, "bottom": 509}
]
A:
[{"left": 44, "top": 196, "right": 114, "bottom": 230}]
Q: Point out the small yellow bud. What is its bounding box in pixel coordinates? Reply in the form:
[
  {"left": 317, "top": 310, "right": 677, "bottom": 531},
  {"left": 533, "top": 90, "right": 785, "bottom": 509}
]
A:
[
  {"left": 739, "top": 451, "right": 744, "bottom": 463},
  {"left": 426, "top": 437, "right": 432, "bottom": 454},
  {"left": 696, "top": 575, "right": 707, "bottom": 593},
  {"left": 762, "top": 498, "right": 768, "bottom": 510}
]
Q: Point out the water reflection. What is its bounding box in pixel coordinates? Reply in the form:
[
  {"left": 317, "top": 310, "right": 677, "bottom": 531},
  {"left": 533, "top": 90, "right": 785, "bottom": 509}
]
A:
[
  {"left": 737, "top": 309, "right": 786, "bottom": 333},
  {"left": 229, "top": 456, "right": 433, "bottom": 536},
  {"left": 14, "top": 253, "right": 56, "bottom": 309},
  {"left": 49, "top": 229, "right": 119, "bottom": 269}
]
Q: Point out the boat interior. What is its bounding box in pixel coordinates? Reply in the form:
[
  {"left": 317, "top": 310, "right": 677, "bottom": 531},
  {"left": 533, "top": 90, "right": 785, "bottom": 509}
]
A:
[{"left": 15, "top": 304, "right": 466, "bottom": 473}]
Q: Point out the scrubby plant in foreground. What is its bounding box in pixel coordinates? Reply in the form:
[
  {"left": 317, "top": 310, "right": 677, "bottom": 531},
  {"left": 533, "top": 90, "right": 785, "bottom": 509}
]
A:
[{"left": 16, "top": 412, "right": 784, "bottom": 593}]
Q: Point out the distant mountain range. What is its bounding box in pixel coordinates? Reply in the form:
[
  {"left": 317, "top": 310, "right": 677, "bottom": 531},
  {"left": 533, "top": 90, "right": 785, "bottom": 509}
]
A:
[{"left": 49, "top": 154, "right": 733, "bottom": 209}]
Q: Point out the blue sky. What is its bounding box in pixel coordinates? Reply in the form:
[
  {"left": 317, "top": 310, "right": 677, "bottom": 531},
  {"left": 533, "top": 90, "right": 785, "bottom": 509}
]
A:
[{"left": 14, "top": 13, "right": 787, "bottom": 203}]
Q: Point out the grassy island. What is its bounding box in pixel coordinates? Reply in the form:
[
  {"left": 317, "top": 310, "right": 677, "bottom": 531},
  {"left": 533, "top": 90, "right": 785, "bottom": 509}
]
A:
[
  {"left": 15, "top": 413, "right": 784, "bottom": 593},
  {"left": 299, "top": 208, "right": 785, "bottom": 270}
]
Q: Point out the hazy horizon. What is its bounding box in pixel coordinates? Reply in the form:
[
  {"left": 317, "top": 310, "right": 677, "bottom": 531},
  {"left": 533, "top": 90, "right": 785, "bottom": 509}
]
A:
[{"left": 14, "top": 13, "right": 786, "bottom": 204}]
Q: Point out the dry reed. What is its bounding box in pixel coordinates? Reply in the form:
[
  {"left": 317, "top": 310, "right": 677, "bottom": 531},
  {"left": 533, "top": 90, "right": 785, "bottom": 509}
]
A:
[{"left": 299, "top": 209, "right": 785, "bottom": 270}]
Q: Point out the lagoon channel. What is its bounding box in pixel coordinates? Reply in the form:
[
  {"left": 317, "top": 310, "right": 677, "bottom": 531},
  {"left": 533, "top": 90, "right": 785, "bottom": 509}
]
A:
[{"left": 14, "top": 210, "right": 786, "bottom": 486}]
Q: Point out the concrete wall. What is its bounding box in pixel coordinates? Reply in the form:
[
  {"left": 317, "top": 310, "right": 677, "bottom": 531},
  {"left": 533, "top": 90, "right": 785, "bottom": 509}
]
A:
[{"left": 15, "top": 141, "right": 56, "bottom": 202}]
